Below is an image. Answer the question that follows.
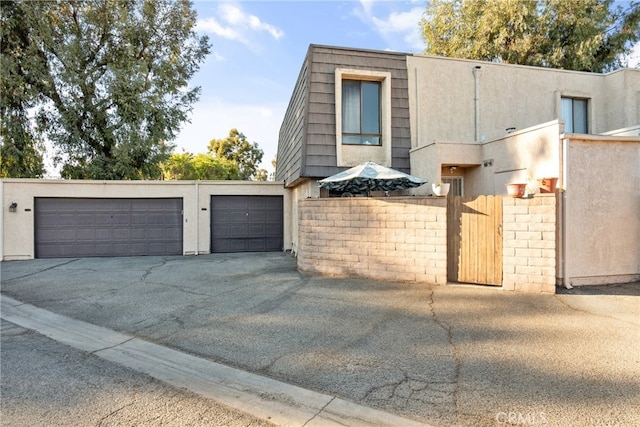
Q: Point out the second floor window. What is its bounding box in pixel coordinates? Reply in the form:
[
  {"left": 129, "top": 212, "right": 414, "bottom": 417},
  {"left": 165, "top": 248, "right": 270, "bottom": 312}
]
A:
[
  {"left": 342, "top": 80, "right": 381, "bottom": 145},
  {"left": 561, "top": 97, "right": 588, "bottom": 133}
]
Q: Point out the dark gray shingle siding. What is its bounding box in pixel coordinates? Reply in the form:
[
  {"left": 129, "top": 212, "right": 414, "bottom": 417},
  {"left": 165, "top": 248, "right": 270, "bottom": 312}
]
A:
[
  {"left": 276, "top": 49, "right": 310, "bottom": 184},
  {"left": 277, "top": 45, "right": 412, "bottom": 183}
]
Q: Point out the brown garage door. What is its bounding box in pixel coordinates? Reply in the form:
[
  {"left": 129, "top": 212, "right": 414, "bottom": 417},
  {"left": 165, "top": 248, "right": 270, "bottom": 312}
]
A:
[
  {"left": 35, "top": 198, "right": 183, "bottom": 258},
  {"left": 210, "top": 195, "right": 283, "bottom": 253}
]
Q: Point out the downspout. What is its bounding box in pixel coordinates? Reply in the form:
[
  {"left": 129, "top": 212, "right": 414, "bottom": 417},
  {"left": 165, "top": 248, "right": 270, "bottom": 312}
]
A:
[
  {"left": 195, "top": 181, "right": 199, "bottom": 256},
  {"left": 560, "top": 137, "right": 572, "bottom": 288},
  {"left": 473, "top": 65, "right": 482, "bottom": 142},
  {"left": 415, "top": 66, "right": 420, "bottom": 148}
]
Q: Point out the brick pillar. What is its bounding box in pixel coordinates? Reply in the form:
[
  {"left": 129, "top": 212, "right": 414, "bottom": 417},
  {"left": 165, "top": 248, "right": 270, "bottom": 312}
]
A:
[{"left": 502, "top": 194, "right": 557, "bottom": 293}]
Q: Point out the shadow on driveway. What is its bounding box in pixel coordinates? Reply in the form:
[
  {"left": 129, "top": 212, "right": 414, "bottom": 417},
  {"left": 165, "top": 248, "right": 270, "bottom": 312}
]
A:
[{"left": 2, "top": 252, "right": 639, "bottom": 427}]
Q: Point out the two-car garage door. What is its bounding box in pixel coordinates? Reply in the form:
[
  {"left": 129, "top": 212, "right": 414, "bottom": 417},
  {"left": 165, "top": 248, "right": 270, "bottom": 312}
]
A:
[{"left": 35, "top": 198, "right": 183, "bottom": 258}]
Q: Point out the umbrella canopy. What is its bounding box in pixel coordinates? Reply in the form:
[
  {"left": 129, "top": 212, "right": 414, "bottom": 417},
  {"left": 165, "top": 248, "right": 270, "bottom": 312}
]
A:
[{"left": 319, "top": 161, "right": 426, "bottom": 194}]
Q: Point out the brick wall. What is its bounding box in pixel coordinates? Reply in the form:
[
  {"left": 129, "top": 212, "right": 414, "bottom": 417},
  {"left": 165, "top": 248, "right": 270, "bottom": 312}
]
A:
[
  {"left": 297, "top": 194, "right": 557, "bottom": 293},
  {"left": 297, "top": 197, "right": 448, "bottom": 284},
  {"left": 502, "top": 194, "right": 556, "bottom": 293}
]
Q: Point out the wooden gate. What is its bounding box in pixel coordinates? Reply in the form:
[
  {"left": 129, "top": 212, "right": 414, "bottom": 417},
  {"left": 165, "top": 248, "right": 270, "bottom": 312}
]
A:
[{"left": 447, "top": 196, "right": 503, "bottom": 286}]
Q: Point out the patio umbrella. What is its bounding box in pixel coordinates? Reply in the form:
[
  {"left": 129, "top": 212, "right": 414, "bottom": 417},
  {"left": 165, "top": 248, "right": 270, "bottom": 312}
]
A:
[{"left": 318, "top": 161, "right": 426, "bottom": 195}]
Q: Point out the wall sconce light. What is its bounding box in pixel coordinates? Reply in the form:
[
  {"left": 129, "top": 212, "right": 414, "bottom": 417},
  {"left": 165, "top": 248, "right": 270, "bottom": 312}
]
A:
[
  {"left": 9, "top": 202, "right": 17, "bottom": 213},
  {"left": 448, "top": 166, "right": 458, "bottom": 173},
  {"left": 506, "top": 127, "right": 516, "bottom": 133}
]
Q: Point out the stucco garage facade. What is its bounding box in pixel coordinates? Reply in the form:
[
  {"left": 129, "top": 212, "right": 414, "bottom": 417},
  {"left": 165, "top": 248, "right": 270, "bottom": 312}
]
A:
[{"left": 0, "top": 179, "right": 292, "bottom": 260}]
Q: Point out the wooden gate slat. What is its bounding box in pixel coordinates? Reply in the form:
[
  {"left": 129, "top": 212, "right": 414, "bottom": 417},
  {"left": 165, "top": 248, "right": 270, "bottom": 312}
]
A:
[
  {"left": 493, "top": 196, "right": 503, "bottom": 285},
  {"left": 447, "top": 195, "right": 502, "bottom": 286}
]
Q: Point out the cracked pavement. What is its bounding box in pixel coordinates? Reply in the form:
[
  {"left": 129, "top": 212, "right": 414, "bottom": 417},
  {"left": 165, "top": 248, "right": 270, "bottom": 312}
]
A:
[
  {"left": 0, "top": 321, "right": 274, "bottom": 426},
  {"left": 1, "top": 252, "right": 639, "bottom": 426}
]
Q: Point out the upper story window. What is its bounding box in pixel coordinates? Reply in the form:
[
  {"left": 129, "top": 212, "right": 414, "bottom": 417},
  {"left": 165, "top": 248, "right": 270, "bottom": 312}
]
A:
[
  {"left": 334, "top": 68, "right": 391, "bottom": 167},
  {"left": 561, "top": 97, "right": 588, "bottom": 133},
  {"left": 342, "top": 80, "right": 381, "bottom": 145}
]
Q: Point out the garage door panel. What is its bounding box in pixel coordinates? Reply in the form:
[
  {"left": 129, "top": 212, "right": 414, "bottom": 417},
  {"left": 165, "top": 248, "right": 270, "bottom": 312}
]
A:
[
  {"left": 211, "top": 196, "right": 283, "bottom": 253},
  {"left": 265, "top": 228, "right": 282, "bottom": 238},
  {"left": 94, "top": 228, "right": 112, "bottom": 240},
  {"left": 145, "top": 228, "right": 164, "bottom": 239},
  {"left": 164, "top": 229, "right": 182, "bottom": 239},
  {"left": 35, "top": 198, "right": 183, "bottom": 258},
  {"left": 76, "top": 229, "right": 95, "bottom": 240},
  {"left": 95, "top": 213, "right": 113, "bottom": 224},
  {"left": 213, "top": 212, "right": 241, "bottom": 223},
  {"left": 130, "top": 228, "right": 146, "bottom": 239},
  {"left": 246, "top": 224, "right": 266, "bottom": 235},
  {"left": 77, "top": 214, "right": 96, "bottom": 226},
  {"left": 164, "top": 243, "right": 182, "bottom": 253},
  {"left": 146, "top": 214, "right": 165, "bottom": 225},
  {"left": 113, "top": 228, "right": 130, "bottom": 240},
  {"left": 41, "top": 229, "right": 74, "bottom": 242},
  {"left": 112, "top": 214, "right": 130, "bottom": 225},
  {"left": 263, "top": 212, "right": 282, "bottom": 221},
  {"left": 215, "top": 239, "right": 248, "bottom": 252},
  {"left": 94, "top": 244, "right": 114, "bottom": 256}
]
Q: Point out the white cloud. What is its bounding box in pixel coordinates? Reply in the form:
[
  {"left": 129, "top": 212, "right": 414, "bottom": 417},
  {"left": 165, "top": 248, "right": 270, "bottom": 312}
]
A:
[
  {"left": 358, "top": 0, "right": 375, "bottom": 15},
  {"left": 196, "top": 16, "right": 239, "bottom": 41},
  {"left": 355, "top": 1, "right": 425, "bottom": 52},
  {"left": 196, "top": 2, "right": 283, "bottom": 46},
  {"left": 371, "top": 7, "right": 425, "bottom": 51}
]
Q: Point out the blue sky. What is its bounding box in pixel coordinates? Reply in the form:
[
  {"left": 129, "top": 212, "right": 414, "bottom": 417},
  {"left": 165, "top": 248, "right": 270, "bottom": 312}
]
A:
[{"left": 175, "top": 0, "right": 427, "bottom": 173}]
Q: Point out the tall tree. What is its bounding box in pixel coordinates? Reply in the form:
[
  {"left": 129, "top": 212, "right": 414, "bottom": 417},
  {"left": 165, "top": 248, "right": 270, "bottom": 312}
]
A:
[
  {"left": 420, "top": 0, "right": 640, "bottom": 72},
  {"left": 0, "top": 0, "right": 45, "bottom": 178},
  {"left": 208, "top": 129, "right": 264, "bottom": 180},
  {"left": 0, "top": 0, "right": 210, "bottom": 179}
]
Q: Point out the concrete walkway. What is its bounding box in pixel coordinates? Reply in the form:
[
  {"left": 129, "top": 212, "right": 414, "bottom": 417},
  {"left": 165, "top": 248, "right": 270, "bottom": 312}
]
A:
[{"left": 1, "top": 295, "right": 428, "bottom": 427}]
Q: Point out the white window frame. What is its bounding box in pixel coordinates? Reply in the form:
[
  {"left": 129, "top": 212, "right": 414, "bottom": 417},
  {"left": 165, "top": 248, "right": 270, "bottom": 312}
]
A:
[
  {"left": 557, "top": 91, "right": 591, "bottom": 134},
  {"left": 335, "top": 68, "right": 392, "bottom": 167}
]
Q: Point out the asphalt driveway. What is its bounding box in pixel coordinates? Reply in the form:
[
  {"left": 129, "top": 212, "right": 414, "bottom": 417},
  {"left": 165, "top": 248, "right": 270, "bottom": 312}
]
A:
[{"left": 1, "top": 252, "right": 639, "bottom": 426}]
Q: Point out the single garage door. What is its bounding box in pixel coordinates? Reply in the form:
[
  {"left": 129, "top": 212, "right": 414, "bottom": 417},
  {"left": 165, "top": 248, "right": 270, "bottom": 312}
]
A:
[
  {"left": 210, "top": 195, "right": 283, "bottom": 253},
  {"left": 35, "top": 198, "right": 183, "bottom": 258}
]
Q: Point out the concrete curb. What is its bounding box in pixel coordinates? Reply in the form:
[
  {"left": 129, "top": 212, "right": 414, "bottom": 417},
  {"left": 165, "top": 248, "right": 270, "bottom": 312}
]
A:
[{"left": 1, "top": 295, "right": 431, "bottom": 427}]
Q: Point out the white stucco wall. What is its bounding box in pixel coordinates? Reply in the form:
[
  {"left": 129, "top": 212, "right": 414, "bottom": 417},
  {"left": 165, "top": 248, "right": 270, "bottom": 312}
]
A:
[
  {"left": 0, "top": 179, "right": 291, "bottom": 260},
  {"left": 407, "top": 55, "right": 640, "bottom": 147},
  {"left": 410, "top": 121, "right": 562, "bottom": 197},
  {"left": 561, "top": 136, "right": 640, "bottom": 285}
]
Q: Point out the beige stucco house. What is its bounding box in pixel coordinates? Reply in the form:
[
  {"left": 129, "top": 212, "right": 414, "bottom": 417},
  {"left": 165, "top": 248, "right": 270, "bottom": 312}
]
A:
[{"left": 277, "top": 45, "right": 640, "bottom": 288}]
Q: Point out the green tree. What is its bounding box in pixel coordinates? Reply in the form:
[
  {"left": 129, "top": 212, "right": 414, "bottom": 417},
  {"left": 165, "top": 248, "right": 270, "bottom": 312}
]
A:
[
  {"left": 420, "top": 0, "right": 640, "bottom": 72},
  {"left": 269, "top": 157, "right": 277, "bottom": 181},
  {"left": 208, "top": 128, "right": 264, "bottom": 180},
  {"left": 254, "top": 168, "right": 268, "bottom": 181},
  {"left": 0, "top": 0, "right": 210, "bottom": 179},
  {"left": 0, "top": 0, "right": 45, "bottom": 178},
  {"left": 161, "top": 152, "right": 239, "bottom": 180}
]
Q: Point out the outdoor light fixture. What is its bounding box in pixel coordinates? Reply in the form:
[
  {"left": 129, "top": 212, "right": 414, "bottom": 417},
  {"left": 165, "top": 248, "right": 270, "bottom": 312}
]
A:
[
  {"left": 448, "top": 166, "right": 458, "bottom": 173},
  {"left": 9, "top": 202, "right": 17, "bottom": 213}
]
